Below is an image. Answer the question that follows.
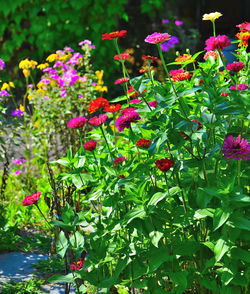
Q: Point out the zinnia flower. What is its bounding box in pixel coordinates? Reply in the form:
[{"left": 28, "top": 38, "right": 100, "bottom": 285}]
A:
[
  {"left": 236, "top": 22, "right": 250, "bottom": 32},
  {"left": 148, "top": 100, "right": 158, "bottom": 108},
  {"left": 114, "top": 53, "right": 130, "bottom": 60},
  {"left": 155, "top": 158, "right": 174, "bottom": 172},
  {"left": 175, "top": 20, "right": 183, "bottom": 26},
  {"left": 71, "top": 259, "right": 84, "bottom": 271},
  {"left": 113, "top": 156, "right": 127, "bottom": 165},
  {"left": 115, "top": 112, "right": 141, "bottom": 132},
  {"left": 67, "top": 117, "right": 88, "bottom": 129},
  {"left": 205, "top": 35, "right": 231, "bottom": 51},
  {"left": 104, "top": 104, "right": 122, "bottom": 113},
  {"left": 120, "top": 107, "right": 136, "bottom": 115},
  {"left": 145, "top": 32, "right": 171, "bottom": 44},
  {"left": 230, "top": 83, "right": 248, "bottom": 91},
  {"left": 175, "top": 54, "right": 192, "bottom": 62},
  {"left": 114, "top": 77, "right": 129, "bottom": 85},
  {"left": 236, "top": 32, "right": 250, "bottom": 47},
  {"left": 204, "top": 51, "right": 218, "bottom": 60},
  {"left": 226, "top": 62, "right": 245, "bottom": 72},
  {"left": 88, "top": 97, "right": 109, "bottom": 113},
  {"left": 169, "top": 69, "right": 184, "bottom": 77},
  {"left": 142, "top": 55, "right": 158, "bottom": 63},
  {"left": 220, "top": 92, "right": 229, "bottom": 97},
  {"left": 14, "top": 158, "right": 25, "bottom": 165},
  {"left": 89, "top": 114, "right": 107, "bottom": 126},
  {"left": 222, "top": 135, "right": 250, "bottom": 161},
  {"left": 172, "top": 71, "right": 192, "bottom": 82},
  {"left": 22, "top": 191, "right": 41, "bottom": 206},
  {"left": 83, "top": 140, "right": 97, "bottom": 151},
  {"left": 129, "top": 99, "right": 141, "bottom": 104},
  {"left": 136, "top": 138, "right": 152, "bottom": 149},
  {"left": 202, "top": 12, "right": 222, "bottom": 21},
  {"left": 102, "top": 30, "right": 127, "bottom": 40}
]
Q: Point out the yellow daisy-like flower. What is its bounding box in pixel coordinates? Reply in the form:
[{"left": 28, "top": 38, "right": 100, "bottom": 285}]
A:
[
  {"left": 46, "top": 54, "right": 58, "bottom": 63},
  {"left": 95, "top": 70, "right": 104, "bottom": 81},
  {"left": 202, "top": 12, "right": 222, "bottom": 21},
  {"left": 27, "top": 95, "right": 33, "bottom": 101},
  {"left": 1, "top": 83, "right": 10, "bottom": 91},
  {"left": 37, "top": 63, "right": 49, "bottom": 70},
  {"left": 95, "top": 85, "right": 108, "bottom": 92},
  {"left": 19, "top": 59, "right": 37, "bottom": 69},
  {"left": 23, "top": 69, "right": 31, "bottom": 78}
]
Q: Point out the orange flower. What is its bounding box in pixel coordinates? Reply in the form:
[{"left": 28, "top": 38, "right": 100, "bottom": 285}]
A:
[
  {"left": 102, "top": 30, "right": 127, "bottom": 40},
  {"left": 172, "top": 72, "right": 192, "bottom": 82},
  {"left": 236, "top": 32, "right": 250, "bottom": 47},
  {"left": 175, "top": 54, "right": 192, "bottom": 63},
  {"left": 88, "top": 97, "right": 109, "bottom": 113}
]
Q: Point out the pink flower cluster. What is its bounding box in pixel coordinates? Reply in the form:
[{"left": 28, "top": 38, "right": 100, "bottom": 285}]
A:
[
  {"left": 205, "top": 35, "right": 231, "bottom": 51},
  {"left": 115, "top": 111, "right": 141, "bottom": 132},
  {"left": 88, "top": 114, "right": 107, "bottom": 126},
  {"left": 230, "top": 84, "right": 248, "bottom": 91},
  {"left": 113, "top": 156, "right": 127, "bottom": 165},
  {"left": 226, "top": 62, "right": 245, "bottom": 72},
  {"left": 222, "top": 135, "right": 250, "bottom": 161},
  {"left": 67, "top": 117, "right": 88, "bottom": 129}
]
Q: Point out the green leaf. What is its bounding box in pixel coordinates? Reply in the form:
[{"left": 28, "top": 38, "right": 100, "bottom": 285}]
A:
[
  {"left": 228, "top": 215, "right": 250, "bottom": 231},
  {"left": 114, "top": 256, "right": 131, "bottom": 278},
  {"left": 71, "top": 174, "right": 84, "bottom": 189},
  {"left": 48, "top": 273, "right": 74, "bottom": 283},
  {"left": 213, "top": 239, "right": 229, "bottom": 262},
  {"left": 123, "top": 206, "right": 146, "bottom": 224},
  {"left": 56, "top": 231, "right": 68, "bottom": 258},
  {"left": 67, "top": 146, "right": 73, "bottom": 160},
  {"left": 51, "top": 158, "right": 70, "bottom": 167},
  {"left": 169, "top": 271, "right": 187, "bottom": 288},
  {"left": 147, "top": 192, "right": 168, "bottom": 207},
  {"left": 51, "top": 220, "right": 74, "bottom": 231},
  {"left": 213, "top": 208, "right": 230, "bottom": 231},
  {"left": 61, "top": 203, "right": 75, "bottom": 224},
  {"left": 149, "top": 231, "right": 163, "bottom": 248}
]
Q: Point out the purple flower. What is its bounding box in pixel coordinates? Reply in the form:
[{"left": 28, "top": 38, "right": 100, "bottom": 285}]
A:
[
  {"left": 0, "top": 58, "right": 5, "bottom": 70},
  {"left": 28, "top": 84, "right": 33, "bottom": 88},
  {"left": 161, "top": 36, "right": 179, "bottom": 52},
  {"left": 78, "top": 94, "right": 83, "bottom": 98},
  {"left": 115, "top": 111, "right": 141, "bottom": 132},
  {"left": 222, "top": 135, "right": 250, "bottom": 161},
  {"left": 0, "top": 90, "right": 10, "bottom": 97},
  {"left": 12, "top": 170, "right": 22, "bottom": 175},
  {"left": 12, "top": 109, "right": 23, "bottom": 117},
  {"left": 175, "top": 20, "right": 183, "bottom": 26},
  {"left": 42, "top": 67, "right": 57, "bottom": 74},
  {"left": 53, "top": 61, "right": 68, "bottom": 71},
  {"left": 129, "top": 99, "right": 141, "bottom": 104},
  {"left": 162, "top": 19, "right": 169, "bottom": 24}
]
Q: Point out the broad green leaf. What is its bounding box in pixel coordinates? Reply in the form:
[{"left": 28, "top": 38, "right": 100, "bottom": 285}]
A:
[
  {"left": 213, "top": 208, "right": 230, "bottom": 231},
  {"left": 213, "top": 239, "right": 229, "bottom": 262},
  {"left": 149, "top": 231, "right": 163, "bottom": 248},
  {"left": 51, "top": 220, "right": 74, "bottom": 231},
  {"left": 194, "top": 208, "right": 214, "bottom": 219},
  {"left": 48, "top": 273, "right": 74, "bottom": 283},
  {"left": 56, "top": 231, "right": 68, "bottom": 258},
  {"left": 62, "top": 203, "right": 75, "bottom": 224},
  {"left": 123, "top": 206, "right": 146, "bottom": 224},
  {"left": 228, "top": 215, "right": 250, "bottom": 231},
  {"left": 169, "top": 271, "right": 187, "bottom": 288}
]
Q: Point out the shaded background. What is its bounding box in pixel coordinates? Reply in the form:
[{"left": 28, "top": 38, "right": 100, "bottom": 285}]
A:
[{"left": 0, "top": 0, "right": 249, "bottom": 101}]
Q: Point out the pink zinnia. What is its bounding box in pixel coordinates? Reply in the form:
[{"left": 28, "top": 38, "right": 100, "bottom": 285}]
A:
[
  {"left": 148, "top": 100, "right": 158, "bottom": 108},
  {"left": 120, "top": 107, "right": 136, "bottom": 115},
  {"left": 83, "top": 140, "right": 97, "bottom": 151},
  {"left": 115, "top": 112, "right": 141, "bottom": 132},
  {"left": 145, "top": 32, "right": 171, "bottom": 44},
  {"left": 129, "top": 99, "right": 141, "bottom": 104},
  {"left": 222, "top": 135, "right": 250, "bottom": 161},
  {"left": 205, "top": 35, "right": 231, "bottom": 51},
  {"left": 226, "top": 62, "right": 245, "bottom": 72},
  {"left": 230, "top": 83, "right": 248, "bottom": 91},
  {"left": 22, "top": 191, "right": 41, "bottom": 206},
  {"left": 169, "top": 68, "right": 184, "bottom": 77},
  {"left": 71, "top": 258, "right": 84, "bottom": 271},
  {"left": 113, "top": 156, "right": 127, "bottom": 165},
  {"left": 89, "top": 114, "right": 107, "bottom": 126},
  {"left": 114, "top": 77, "right": 129, "bottom": 85},
  {"left": 67, "top": 117, "right": 88, "bottom": 129}
]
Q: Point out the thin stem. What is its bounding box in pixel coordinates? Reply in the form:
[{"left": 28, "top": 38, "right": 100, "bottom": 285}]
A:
[
  {"left": 212, "top": 21, "right": 216, "bottom": 37},
  {"left": 35, "top": 203, "right": 53, "bottom": 230},
  {"left": 237, "top": 160, "right": 241, "bottom": 186},
  {"left": 78, "top": 129, "right": 83, "bottom": 148},
  {"left": 175, "top": 173, "right": 187, "bottom": 213},
  {"left": 202, "top": 161, "right": 208, "bottom": 184},
  {"left": 100, "top": 125, "right": 112, "bottom": 158}
]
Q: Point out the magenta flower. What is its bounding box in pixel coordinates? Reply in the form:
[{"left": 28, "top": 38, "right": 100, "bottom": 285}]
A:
[
  {"left": 120, "top": 108, "right": 136, "bottom": 115},
  {"left": 113, "top": 156, "right": 127, "bottom": 165},
  {"left": 145, "top": 32, "right": 171, "bottom": 44},
  {"left": 226, "top": 62, "right": 245, "bottom": 72},
  {"left": 129, "top": 99, "right": 141, "bottom": 104},
  {"left": 22, "top": 191, "right": 41, "bottom": 206},
  {"left": 67, "top": 117, "right": 88, "bottom": 129},
  {"left": 148, "top": 100, "right": 158, "bottom": 107},
  {"left": 83, "top": 140, "right": 97, "bottom": 151},
  {"left": 222, "top": 135, "right": 250, "bottom": 161},
  {"left": 162, "top": 19, "right": 169, "bottom": 24},
  {"left": 175, "top": 20, "right": 183, "bottom": 26},
  {"left": 230, "top": 83, "right": 248, "bottom": 91},
  {"left": 12, "top": 170, "right": 22, "bottom": 175},
  {"left": 0, "top": 58, "right": 5, "bottom": 70},
  {"left": 115, "top": 111, "right": 141, "bottom": 132},
  {"left": 89, "top": 114, "right": 107, "bottom": 126},
  {"left": 114, "top": 77, "right": 129, "bottom": 85},
  {"left": 14, "top": 158, "right": 25, "bottom": 165},
  {"left": 170, "top": 68, "right": 184, "bottom": 77},
  {"left": 12, "top": 109, "right": 23, "bottom": 117},
  {"left": 0, "top": 90, "right": 10, "bottom": 97},
  {"left": 205, "top": 35, "right": 231, "bottom": 51}
]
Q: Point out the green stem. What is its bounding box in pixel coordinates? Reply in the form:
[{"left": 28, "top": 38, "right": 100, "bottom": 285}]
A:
[
  {"left": 100, "top": 125, "right": 113, "bottom": 158},
  {"left": 237, "top": 160, "right": 241, "bottom": 186},
  {"left": 78, "top": 129, "right": 83, "bottom": 148},
  {"left": 35, "top": 203, "right": 53, "bottom": 230},
  {"left": 212, "top": 21, "right": 216, "bottom": 37}
]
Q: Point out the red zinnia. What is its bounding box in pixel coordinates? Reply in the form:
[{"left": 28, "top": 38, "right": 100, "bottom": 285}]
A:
[
  {"left": 88, "top": 114, "right": 107, "bottom": 126},
  {"left": 104, "top": 104, "right": 122, "bottom": 113},
  {"left": 139, "top": 68, "right": 148, "bottom": 73},
  {"left": 155, "top": 158, "right": 174, "bottom": 172},
  {"left": 113, "top": 156, "right": 127, "bottom": 165},
  {"left": 236, "top": 22, "right": 250, "bottom": 32},
  {"left": 22, "top": 191, "right": 41, "bottom": 206},
  {"left": 136, "top": 138, "right": 152, "bottom": 149},
  {"left": 220, "top": 92, "right": 229, "bottom": 97},
  {"left": 102, "top": 30, "right": 127, "bottom": 40},
  {"left": 142, "top": 55, "right": 158, "bottom": 63},
  {"left": 226, "top": 62, "right": 245, "bottom": 72},
  {"left": 114, "top": 53, "right": 130, "bottom": 61},
  {"left": 83, "top": 140, "right": 97, "bottom": 151},
  {"left": 236, "top": 32, "right": 250, "bottom": 47},
  {"left": 71, "top": 258, "right": 84, "bottom": 271},
  {"left": 67, "top": 117, "right": 88, "bottom": 129},
  {"left": 169, "top": 69, "right": 184, "bottom": 77},
  {"left": 88, "top": 97, "right": 109, "bottom": 113}
]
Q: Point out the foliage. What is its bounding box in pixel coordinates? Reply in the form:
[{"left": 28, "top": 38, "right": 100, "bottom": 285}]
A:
[{"left": 0, "top": 279, "right": 45, "bottom": 294}]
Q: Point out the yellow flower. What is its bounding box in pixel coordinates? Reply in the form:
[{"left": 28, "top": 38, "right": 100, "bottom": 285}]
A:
[
  {"left": 37, "top": 82, "right": 44, "bottom": 88},
  {"left": 34, "top": 121, "right": 39, "bottom": 128},
  {"left": 19, "top": 104, "right": 24, "bottom": 112},
  {"left": 27, "top": 95, "right": 33, "bottom": 101},
  {"left": 95, "top": 70, "right": 104, "bottom": 81},
  {"left": 95, "top": 85, "right": 108, "bottom": 92},
  {"left": 19, "top": 59, "right": 37, "bottom": 69},
  {"left": 30, "top": 60, "right": 38, "bottom": 69},
  {"left": 23, "top": 69, "right": 31, "bottom": 78},
  {"left": 202, "top": 12, "right": 222, "bottom": 21},
  {"left": 37, "top": 63, "right": 49, "bottom": 70},
  {"left": 46, "top": 54, "right": 58, "bottom": 62},
  {"left": 1, "top": 83, "right": 10, "bottom": 91},
  {"left": 9, "top": 82, "right": 15, "bottom": 88}
]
